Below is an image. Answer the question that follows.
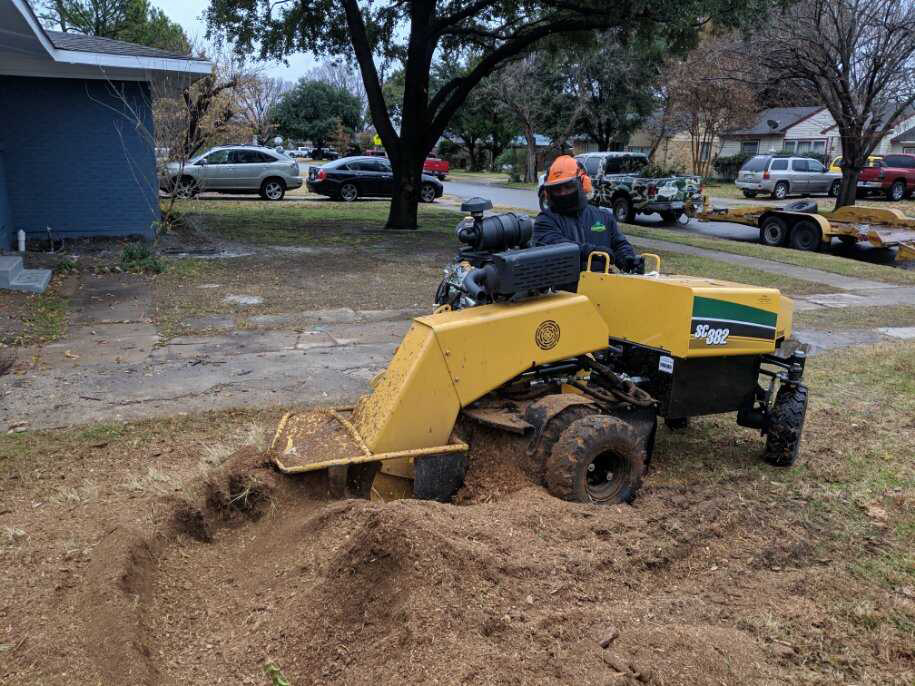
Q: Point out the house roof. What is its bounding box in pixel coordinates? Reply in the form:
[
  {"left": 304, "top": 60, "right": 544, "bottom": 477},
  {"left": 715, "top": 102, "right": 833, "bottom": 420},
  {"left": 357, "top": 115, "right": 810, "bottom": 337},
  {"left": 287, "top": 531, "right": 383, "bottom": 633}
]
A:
[
  {"left": 1, "top": 0, "right": 212, "bottom": 81},
  {"left": 46, "top": 30, "right": 208, "bottom": 62},
  {"left": 725, "top": 106, "right": 823, "bottom": 137},
  {"left": 819, "top": 104, "right": 915, "bottom": 134},
  {"left": 892, "top": 123, "right": 915, "bottom": 143}
]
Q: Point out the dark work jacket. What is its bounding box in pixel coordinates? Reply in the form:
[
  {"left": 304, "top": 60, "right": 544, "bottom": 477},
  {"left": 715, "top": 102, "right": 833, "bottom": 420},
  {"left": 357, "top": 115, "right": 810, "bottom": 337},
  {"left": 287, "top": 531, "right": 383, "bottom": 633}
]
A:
[{"left": 533, "top": 199, "right": 636, "bottom": 288}]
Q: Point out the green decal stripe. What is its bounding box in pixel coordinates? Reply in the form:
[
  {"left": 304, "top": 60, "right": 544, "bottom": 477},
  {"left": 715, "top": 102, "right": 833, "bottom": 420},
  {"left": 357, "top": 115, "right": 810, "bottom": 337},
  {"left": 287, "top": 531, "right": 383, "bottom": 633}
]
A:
[{"left": 692, "top": 297, "right": 777, "bottom": 328}]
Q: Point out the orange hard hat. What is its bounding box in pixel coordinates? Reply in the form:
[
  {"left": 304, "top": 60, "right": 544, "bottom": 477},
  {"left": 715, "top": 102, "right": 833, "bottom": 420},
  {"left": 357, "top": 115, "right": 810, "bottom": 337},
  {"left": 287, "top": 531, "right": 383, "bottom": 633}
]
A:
[{"left": 543, "top": 155, "right": 592, "bottom": 193}]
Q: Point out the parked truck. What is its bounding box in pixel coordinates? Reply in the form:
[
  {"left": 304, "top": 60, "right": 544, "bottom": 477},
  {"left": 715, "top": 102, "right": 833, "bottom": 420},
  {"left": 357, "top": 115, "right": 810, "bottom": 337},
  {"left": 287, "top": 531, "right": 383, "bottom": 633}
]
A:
[{"left": 576, "top": 152, "right": 703, "bottom": 224}]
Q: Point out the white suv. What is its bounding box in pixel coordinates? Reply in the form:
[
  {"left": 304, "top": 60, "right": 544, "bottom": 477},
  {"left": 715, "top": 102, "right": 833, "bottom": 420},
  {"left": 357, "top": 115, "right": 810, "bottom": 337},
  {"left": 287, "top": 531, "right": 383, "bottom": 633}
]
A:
[{"left": 160, "top": 145, "right": 303, "bottom": 200}]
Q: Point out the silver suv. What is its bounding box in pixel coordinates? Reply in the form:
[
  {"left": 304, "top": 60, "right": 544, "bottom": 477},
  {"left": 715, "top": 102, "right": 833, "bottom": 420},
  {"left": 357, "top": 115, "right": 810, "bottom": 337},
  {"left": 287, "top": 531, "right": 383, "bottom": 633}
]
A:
[
  {"left": 736, "top": 155, "right": 840, "bottom": 200},
  {"left": 159, "top": 145, "right": 303, "bottom": 200}
]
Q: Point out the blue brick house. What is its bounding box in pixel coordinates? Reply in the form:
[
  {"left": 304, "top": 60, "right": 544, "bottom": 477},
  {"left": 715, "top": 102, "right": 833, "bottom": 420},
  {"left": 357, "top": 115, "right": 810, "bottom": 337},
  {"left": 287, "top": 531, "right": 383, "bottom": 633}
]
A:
[{"left": 0, "top": 0, "right": 211, "bottom": 250}]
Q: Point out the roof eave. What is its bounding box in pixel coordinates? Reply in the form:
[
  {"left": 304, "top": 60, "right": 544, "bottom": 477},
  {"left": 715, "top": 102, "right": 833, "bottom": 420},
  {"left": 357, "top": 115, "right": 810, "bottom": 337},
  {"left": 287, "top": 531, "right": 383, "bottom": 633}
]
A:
[{"left": 54, "top": 49, "right": 212, "bottom": 75}]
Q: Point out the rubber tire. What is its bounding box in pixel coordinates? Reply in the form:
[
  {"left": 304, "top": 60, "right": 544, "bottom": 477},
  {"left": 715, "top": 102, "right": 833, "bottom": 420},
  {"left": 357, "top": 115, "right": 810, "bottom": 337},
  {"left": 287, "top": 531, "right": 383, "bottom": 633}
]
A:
[
  {"left": 764, "top": 384, "right": 808, "bottom": 467},
  {"left": 760, "top": 216, "right": 789, "bottom": 246},
  {"left": 789, "top": 219, "right": 822, "bottom": 251},
  {"left": 888, "top": 180, "right": 905, "bottom": 201},
  {"left": 528, "top": 404, "right": 598, "bottom": 480},
  {"left": 413, "top": 451, "right": 468, "bottom": 502},
  {"left": 340, "top": 183, "right": 359, "bottom": 202},
  {"left": 659, "top": 210, "right": 680, "bottom": 225},
  {"left": 612, "top": 196, "right": 633, "bottom": 223},
  {"left": 173, "top": 175, "right": 198, "bottom": 198},
  {"left": 420, "top": 182, "right": 437, "bottom": 203},
  {"left": 828, "top": 180, "right": 840, "bottom": 197},
  {"left": 664, "top": 417, "right": 689, "bottom": 430},
  {"left": 742, "top": 190, "right": 757, "bottom": 199},
  {"left": 544, "top": 415, "right": 646, "bottom": 505},
  {"left": 772, "top": 181, "right": 789, "bottom": 200},
  {"left": 259, "top": 178, "right": 286, "bottom": 201}
]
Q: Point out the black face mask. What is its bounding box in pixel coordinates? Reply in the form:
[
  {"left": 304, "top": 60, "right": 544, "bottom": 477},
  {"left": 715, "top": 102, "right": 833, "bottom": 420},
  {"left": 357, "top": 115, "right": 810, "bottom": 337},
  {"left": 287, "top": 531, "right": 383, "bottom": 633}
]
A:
[{"left": 549, "top": 185, "right": 584, "bottom": 214}]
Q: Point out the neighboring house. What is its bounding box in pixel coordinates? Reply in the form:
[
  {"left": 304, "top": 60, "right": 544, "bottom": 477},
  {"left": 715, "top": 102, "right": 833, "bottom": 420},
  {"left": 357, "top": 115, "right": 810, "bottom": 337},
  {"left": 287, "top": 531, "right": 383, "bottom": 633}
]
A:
[
  {"left": 719, "top": 105, "right": 915, "bottom": 160},
  {"left": 0, "top": 0, "right": 211, "bottom": 250}
]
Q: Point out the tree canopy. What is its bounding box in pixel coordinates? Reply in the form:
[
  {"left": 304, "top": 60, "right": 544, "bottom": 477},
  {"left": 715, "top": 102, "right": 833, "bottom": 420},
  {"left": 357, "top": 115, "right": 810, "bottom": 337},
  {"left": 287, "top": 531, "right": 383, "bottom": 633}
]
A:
[
  {"left": 208, "top": 0, "right": 774, "bottom": 228},
  {"left": 273, "top": 79, "right": 363, "bottom": 146},
  {"left": 33, "top": 0, "right": 190, "bottom": 54}
]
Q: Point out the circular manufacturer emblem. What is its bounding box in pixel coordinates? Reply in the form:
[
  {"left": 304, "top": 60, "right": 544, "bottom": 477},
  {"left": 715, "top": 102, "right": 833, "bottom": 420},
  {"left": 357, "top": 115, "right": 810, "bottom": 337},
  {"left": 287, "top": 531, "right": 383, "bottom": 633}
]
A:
[{"left": 535, "top": 320, "right": 560, "bottom": 350}]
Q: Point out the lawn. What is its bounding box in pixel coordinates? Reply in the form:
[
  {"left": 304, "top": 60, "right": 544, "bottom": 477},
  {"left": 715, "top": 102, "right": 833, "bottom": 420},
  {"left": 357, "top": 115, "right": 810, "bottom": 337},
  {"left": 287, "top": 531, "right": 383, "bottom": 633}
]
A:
[
  {"left": 623, "top": 223, "right": 915, "bottom": 285},
  {"left": 795, "top": 304, "right": 915, "bottom": 330}
]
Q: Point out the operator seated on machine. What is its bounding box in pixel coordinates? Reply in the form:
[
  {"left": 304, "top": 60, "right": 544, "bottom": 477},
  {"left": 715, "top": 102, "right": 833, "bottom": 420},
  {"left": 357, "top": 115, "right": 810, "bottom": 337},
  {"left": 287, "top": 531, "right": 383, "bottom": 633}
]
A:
[{"left": 534, "top": 155, "right": 643, "bottom": 287}]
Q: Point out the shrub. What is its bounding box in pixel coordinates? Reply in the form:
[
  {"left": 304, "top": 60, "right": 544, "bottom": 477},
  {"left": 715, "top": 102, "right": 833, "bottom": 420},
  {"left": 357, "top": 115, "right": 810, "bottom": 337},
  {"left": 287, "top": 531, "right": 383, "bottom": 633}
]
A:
[
  {"left": 712, "top": 152, "right": 755, "bottom": 181},
  {"left": 121, "top": 243, "right": 164, "bottom": 274}
]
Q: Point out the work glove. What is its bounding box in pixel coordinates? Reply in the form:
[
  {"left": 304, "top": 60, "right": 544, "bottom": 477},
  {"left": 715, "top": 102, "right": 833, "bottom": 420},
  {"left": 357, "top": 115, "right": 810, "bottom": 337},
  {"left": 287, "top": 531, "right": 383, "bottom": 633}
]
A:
[{"left": 623, "top": 256, "right": 645, "bottom": 274}]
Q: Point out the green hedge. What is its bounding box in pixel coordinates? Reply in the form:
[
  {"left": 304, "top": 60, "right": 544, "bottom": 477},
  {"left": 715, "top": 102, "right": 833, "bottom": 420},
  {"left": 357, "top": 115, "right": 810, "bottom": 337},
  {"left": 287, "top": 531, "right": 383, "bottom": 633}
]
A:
[{"left": 712, "top": 152, "right": 755, "bottom": 180}]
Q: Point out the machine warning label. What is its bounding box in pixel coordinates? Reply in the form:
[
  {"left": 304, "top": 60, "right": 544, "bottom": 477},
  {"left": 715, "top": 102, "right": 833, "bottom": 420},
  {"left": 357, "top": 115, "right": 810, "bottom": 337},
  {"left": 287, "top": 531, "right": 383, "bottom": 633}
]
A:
[
  {"left": 658, "top": 356, "right": 674, "bottom": 374},
  {"left": 535, "top": 320, "right": 560, "bottom": 350}
]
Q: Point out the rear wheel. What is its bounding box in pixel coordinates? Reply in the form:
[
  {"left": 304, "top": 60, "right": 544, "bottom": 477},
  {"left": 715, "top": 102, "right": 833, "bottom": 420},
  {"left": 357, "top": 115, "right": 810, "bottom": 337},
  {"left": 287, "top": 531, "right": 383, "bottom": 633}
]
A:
[
  {"left": 742, "top": 190, "right": 757, "bottom": 199},
  {"left": 259, "top": 178, "right": 286, "bottom": 201},
  {"left": 759, "top": 216, "right": 789, "bottom": 246},
  {"left": 545, "top": 415, "right": 646, "bottom": 505},
  {"left": 790, "top": 219, "right": 822, "bottom": 251},
  {"left": 772, "top": 181, "right": 789, "bottom": 200},
  {"left": 612, "top": 196, "right": 633, "bottom": 223},
  {"left": 340, "top": 182, "right": 359, "bottom": 202},
  {"left": 888, "top": 180, "right": 905, "bottom": 201},
  {"left": 420, "top": 182, "right": 437, "bottom": 203},
  {"left": 527, "top": 403, "right": 598, "bottom": 479},
  {"left": 828, "top": 180, "right": 840, "bottom": 197},
  {"left": 838, "top": 235, "right": 858, "bottom": 247},
  {"left": 764, "top": 385, "right": 808, "bottom": 467}
]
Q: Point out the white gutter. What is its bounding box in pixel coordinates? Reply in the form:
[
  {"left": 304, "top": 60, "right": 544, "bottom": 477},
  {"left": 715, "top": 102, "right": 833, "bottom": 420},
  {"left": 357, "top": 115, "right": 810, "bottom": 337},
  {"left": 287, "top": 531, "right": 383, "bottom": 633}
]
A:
[{"left": 9, "top": 0, "right": 213, "bottom": 76}]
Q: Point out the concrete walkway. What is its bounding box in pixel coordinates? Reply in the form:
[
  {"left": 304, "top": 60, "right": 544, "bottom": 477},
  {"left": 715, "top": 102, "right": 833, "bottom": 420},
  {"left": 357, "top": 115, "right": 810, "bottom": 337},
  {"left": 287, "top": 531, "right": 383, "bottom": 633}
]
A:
[{"left": 3, "top": 236, "right": 913, "bottom": 431}]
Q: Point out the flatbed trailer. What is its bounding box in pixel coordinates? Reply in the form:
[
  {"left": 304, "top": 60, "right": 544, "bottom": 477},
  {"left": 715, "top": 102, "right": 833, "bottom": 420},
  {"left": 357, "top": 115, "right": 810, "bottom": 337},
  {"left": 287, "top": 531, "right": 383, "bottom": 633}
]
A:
[{"left": 697, "top": 202, "right": 915, "bottom": 260}]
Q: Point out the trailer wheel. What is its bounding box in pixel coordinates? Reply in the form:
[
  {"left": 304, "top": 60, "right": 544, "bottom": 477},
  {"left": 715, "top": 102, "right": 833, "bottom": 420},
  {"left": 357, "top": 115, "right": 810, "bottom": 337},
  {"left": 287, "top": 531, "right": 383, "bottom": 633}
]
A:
[
  {"left": 759, "top": 216, "right": 789, "bottom": 246},
  {"left": 789, "top": 219, "right": 822, "bottom": 251},
  {"left": 545, "top": 416, "right": 646, "bottom": 505},
  {"left": 764, "top": 384, "right": 808, "bottom": 467}
]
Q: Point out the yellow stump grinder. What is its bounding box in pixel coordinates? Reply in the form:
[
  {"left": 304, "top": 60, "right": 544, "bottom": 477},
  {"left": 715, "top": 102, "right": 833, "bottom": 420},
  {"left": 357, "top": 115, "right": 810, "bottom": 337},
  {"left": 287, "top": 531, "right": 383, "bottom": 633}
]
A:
[{"left": 272, "top": 198, "right": 808, "bottom": 505}]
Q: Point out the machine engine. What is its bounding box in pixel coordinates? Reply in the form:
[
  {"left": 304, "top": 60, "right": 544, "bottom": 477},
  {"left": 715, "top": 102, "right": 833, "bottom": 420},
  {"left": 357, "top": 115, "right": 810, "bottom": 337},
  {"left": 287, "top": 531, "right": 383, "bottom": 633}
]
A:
[{"left": 433, "top": 197, "right": 580, "bottom": 310}]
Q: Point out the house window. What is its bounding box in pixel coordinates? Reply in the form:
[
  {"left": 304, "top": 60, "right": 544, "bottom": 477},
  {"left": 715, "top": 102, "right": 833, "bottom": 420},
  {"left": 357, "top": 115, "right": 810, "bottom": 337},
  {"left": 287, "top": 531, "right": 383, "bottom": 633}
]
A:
[
  {"left": 625, "top": 146, "right": 650, "bottom": 154},
  {"left": 812, "top": 141, "right": 826, "bottom": 153},
  {"left": 796, "top": 141, "right": 811, "bottom": 153},
  {"left": 699, "top": 142, "right": 711, "bottom": 161},
  {"left": 784, "top": 139, "right": 826, "bottom": 155},
  {"left": 904, "top": 146, "right": 915, "bottom": 154},
  {"left": 740, "top": 140, "right": 759, "bottom": 155},
  {"left": 782, "top": 141, "right": 796, "bottom": 152}
]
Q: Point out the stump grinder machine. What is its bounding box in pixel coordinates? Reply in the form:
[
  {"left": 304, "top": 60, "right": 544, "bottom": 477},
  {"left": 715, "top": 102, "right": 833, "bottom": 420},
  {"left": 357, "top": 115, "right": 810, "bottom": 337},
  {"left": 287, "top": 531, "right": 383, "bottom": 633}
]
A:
[{"left": 271, "top": 198, "right": 809, "bottom": 505}]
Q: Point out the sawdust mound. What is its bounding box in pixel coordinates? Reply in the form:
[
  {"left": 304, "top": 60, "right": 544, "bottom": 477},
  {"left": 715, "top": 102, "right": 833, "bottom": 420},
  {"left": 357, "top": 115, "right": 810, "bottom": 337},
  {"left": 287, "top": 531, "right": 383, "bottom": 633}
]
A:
[{"left": 85, "top": 445, "right": 775, "bottom": 685}]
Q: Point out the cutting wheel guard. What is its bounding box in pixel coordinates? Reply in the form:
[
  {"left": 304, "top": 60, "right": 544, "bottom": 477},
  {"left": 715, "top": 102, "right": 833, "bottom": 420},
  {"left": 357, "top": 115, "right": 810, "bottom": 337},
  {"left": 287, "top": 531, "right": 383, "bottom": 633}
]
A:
[{"left": 270, "top": 407, "right": 469, "bottom": 474}]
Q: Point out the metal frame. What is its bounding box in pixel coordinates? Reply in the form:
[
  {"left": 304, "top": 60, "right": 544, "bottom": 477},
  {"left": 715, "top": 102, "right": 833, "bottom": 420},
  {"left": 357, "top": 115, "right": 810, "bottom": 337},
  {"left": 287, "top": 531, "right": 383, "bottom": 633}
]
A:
[{"left": 271, "top": 407, "right": 469, "bottom": 475}]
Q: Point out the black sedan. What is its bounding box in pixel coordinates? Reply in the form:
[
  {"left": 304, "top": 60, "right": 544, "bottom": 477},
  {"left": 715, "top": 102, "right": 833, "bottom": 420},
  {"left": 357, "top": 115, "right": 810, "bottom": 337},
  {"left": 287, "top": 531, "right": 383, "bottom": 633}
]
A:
[{"left": 307, "top": 156, "right": 444, "bottom": 203}]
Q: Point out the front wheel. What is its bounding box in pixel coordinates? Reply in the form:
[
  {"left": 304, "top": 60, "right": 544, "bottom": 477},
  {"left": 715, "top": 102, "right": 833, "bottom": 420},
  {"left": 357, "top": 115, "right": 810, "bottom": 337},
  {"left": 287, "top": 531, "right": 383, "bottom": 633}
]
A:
[
  {"left": 759, "top": 216, "right": 789, "bottom": 246},
  {"left": 742, "top": 190, "right": 757, "bottom": 199},
  {"left": 612, "top": 196, "right": 633, "bottom": 224},
  {"left": 764, "top": 384, "right": 808, "bottom": 467},
  {"left": 544, "top": 415, "right": 646, "bottom": 505},
  {"left": 420, "top": 182, "right": 437, "bottom": 203},
  {"left": 658, "top": 210, "right": 680, "bottom": 225},
  {"left": 259, "top": 178, "right": 286, "bottom": 201}
]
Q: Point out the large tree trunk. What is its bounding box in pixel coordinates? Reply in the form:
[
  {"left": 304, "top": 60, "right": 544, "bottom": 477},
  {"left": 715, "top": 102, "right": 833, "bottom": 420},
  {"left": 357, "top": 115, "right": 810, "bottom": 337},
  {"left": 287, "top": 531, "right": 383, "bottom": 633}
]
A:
[{"left": 388, "top": 142, "right": 425, "bottom": 229}]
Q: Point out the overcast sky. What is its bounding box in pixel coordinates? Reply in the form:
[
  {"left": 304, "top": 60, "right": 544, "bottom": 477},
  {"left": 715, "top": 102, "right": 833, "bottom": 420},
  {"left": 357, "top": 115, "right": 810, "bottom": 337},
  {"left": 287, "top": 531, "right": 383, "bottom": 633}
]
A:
[{"left": 154, "top": 0, "right": 318, "bottom": 81}]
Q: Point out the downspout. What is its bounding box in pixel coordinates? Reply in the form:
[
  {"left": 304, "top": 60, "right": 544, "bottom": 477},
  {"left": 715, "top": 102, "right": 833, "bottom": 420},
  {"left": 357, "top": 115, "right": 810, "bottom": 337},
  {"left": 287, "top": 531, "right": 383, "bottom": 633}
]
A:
[{"left": 0, "top": 144, "right": 12, "bottom": 251}]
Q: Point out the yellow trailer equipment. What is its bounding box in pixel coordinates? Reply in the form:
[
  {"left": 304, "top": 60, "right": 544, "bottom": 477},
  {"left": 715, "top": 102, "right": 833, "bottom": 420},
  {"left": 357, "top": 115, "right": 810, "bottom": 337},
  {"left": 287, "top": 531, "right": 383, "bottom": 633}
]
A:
[{"left": 698, "top": 201, "right": 915, "bottom": 258}]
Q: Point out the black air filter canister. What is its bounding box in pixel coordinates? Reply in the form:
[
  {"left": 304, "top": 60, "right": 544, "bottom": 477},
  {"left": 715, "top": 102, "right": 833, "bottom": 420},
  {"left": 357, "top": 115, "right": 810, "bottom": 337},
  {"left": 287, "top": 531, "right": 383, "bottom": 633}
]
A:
[{"left": 489, "top": 243, "right": 580, "bottom": 296}]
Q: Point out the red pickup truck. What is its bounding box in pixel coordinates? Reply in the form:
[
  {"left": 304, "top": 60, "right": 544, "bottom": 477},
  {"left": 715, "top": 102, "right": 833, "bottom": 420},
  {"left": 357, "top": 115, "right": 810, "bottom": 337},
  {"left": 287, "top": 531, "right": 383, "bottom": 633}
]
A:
[
  {"left": 423, "top": 156, "right": 449, "bottom": 180},
  {"left": 856, "top": 153, "right": 915, "bottom": 201}
]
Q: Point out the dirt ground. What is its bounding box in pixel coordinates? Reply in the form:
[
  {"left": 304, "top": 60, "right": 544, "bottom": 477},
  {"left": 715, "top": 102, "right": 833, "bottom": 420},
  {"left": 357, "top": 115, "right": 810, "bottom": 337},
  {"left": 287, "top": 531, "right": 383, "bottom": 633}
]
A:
[{"left": 1, "top": 343, "right": 912, "bottom": 685}]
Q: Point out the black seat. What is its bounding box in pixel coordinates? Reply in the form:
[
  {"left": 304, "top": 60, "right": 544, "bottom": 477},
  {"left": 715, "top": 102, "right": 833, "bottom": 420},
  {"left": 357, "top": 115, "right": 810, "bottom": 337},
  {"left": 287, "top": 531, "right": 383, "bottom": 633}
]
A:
[{"left": 784, "top": 200, "right": 818, "bottom": 214}]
